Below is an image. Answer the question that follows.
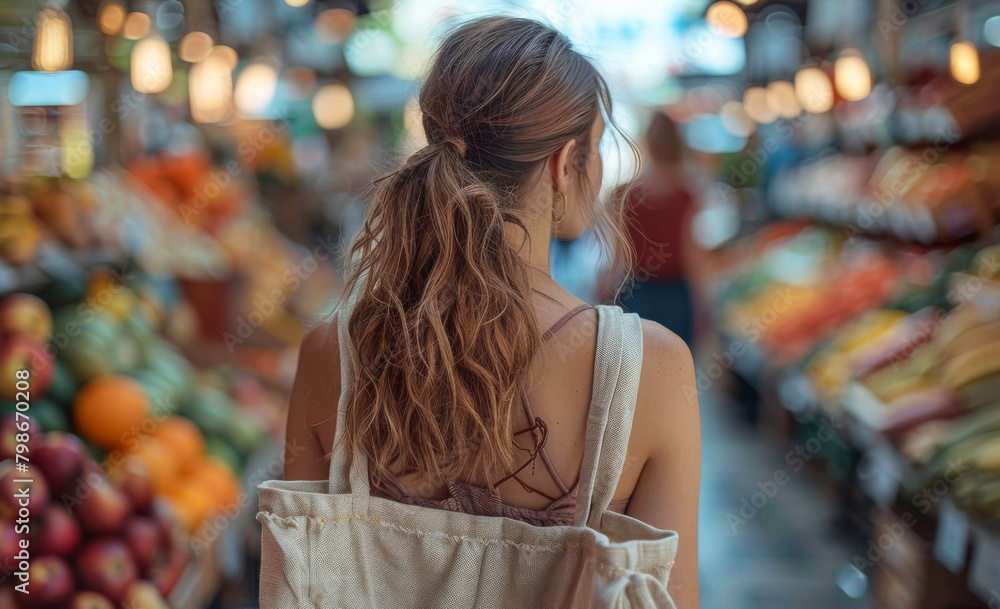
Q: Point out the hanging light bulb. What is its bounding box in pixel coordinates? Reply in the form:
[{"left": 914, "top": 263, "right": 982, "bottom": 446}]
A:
[
  {"left": 312, "top": 84, "right": 354, "bottom": 129},
  {"left": 734, "top": 0, "right": 758, "bottom": 4},
  {"left": 179, "top": 31, "right": 214, "bottom": 63},
  {"left": 950, "top": 40, "right": 980, "bottom": 84},
  {"left": 743, "top": 86, "right": 776, "bottom": 124},
  {"left": 131, "top": 36, "right": 173, "bottom": 94},
  {"left": 834, "top": 49, "right": 872, "bottom": 102},
  {"left": 706, "top": 1, "right": 748, "bottom": 38},
  {"left": 32, "top": 8, "right": 73, "bottom": 72},
  {"left": 766, "top": 80, "right": 801, "bottom": 118},
  {"left": 98, "top": 1, "right": 126, "bottom": 36},
  {"left": 794, "top": 66, "right": 834, "bottom": 113},
  {"left": 122, "top": 12, "right": 151, "bottom": 40},
  {"left": 189, "top": 51, "right": 233, "bottom": 123},
  {"left": 285, "top": 0, "right": 310, "bottom": 7},
  {"left": 235, "top": 61, "right": 279, "bottom": 115}
]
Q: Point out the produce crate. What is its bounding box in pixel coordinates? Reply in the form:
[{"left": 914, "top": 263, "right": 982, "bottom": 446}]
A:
[{"left": 169, "top": 533, "right": 222, "bottom": 609}]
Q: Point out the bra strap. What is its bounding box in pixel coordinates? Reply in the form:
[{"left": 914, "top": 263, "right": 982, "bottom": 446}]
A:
[
  {"left": 541, "top": 304, "right": 593, "bottom": 342},
  {"left": 517, "top": 393, "right": 571, "bottom": 495}
]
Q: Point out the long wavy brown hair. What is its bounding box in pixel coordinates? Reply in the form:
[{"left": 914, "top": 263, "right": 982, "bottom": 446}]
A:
[{"left": 338, "top": 16, "right": 637, "bottom": 493}]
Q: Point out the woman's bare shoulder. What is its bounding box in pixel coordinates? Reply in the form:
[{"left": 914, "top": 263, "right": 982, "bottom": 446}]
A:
[
  {"left": 633, "top": 318, "right": 699, "bottom": 444},
  {"left": 300, "top": 311, "right": 339, "bottom": 362},
  {"left": 638, "top": 319, "right": 695, "bottom": 383},
  {"left": 288, "top": 312, "right": 342, "bottom": 450}
]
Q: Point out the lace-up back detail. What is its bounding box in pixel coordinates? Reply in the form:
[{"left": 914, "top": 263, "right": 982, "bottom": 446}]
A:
[{"left": 368, "top": 304, "right": 632, "bottom": 526}]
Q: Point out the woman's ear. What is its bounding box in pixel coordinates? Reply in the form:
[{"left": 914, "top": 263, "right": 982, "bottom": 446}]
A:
[{"left": 548, "top": 138, "right": 578, "bottom": 195}]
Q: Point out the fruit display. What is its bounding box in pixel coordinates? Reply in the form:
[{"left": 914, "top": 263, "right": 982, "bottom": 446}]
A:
[
  {"left": 712, "top": 213, "right": 1000, "bottom": 530},
  {"left": 770, "top": 144, "right": 1000, "bottom": 244},
  {"left": 2, "top": 165, "right": 337, "bottom": 352},
  {"left": 718, "top": 225, "right": 903, "bottom": 364},
  {"left": 0, "top": 178, "right": 103, "bottom": 269},
  {"left": 0, "top": 417, "right": 186, "bottom": 608},
  {"left": 125, "top": 154, "right": 248, "bottom": 236},
  {"left": 903, "top": 401, "right": 1000, "bottom": 522},
  {"left": 87, "top": 168, "right": 337, "bottom": 347},
  {"left": 0, "top": 270, "right": 283, "bottom": 534}
]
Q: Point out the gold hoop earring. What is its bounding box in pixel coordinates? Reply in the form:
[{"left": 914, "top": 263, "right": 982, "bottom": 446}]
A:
[{"left": 552, "top": 191, "right": 567, "bottom": 225}]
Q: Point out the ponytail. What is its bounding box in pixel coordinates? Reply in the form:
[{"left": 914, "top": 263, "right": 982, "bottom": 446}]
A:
[{"left": 340, "top": 131, "right": 541, "bottom": 490}]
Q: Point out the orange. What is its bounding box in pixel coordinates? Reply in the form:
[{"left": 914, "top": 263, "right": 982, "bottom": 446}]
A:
[
  {"left": 188, "top": 457, "right": 241, "bottom": 509},
  {"left": 74, "top": 375, "right": 151, "bottom": 449},
  {"left": 128, "top": 436, "right": 180, "bottom": 493},
  {"left": 161, "top": 483, "right": 216, "bottom": 533},
  {"left": 152, "top": 417, "right": 206, "bottom": 472}
]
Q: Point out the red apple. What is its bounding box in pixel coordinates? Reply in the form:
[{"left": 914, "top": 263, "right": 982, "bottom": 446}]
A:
[
  {"left": 73, "top": 474, "right": 129, "bottom": 535},
  {"left": 123, "top": 515, "right": 161, "bottom": 573},
  {"left": 20, "top": 555, "right": 74, "bottom": 607},
  {"left": 0, "top": 293, "right": 52, "bottom": 343},
  {"left": 0, "top": 460, "right": 48, "bottom": 521},
  {"left": 31, "top": 505, "right": 81, "bottom": 557},
  {"left": 68, "top": 591, "right": 116, "bottom": 609},
  {"left": 110, "top": 454, "right": 154, "bottom": 514},
  {"left": 122, "top": 580, "right": 170, "bottom": 609},
  {"left": 0, "top": 335, "right": 53, "bottom": 400},
  {"left": 0, "top": 521, "right": 25, "bottom": 575},
  {"left": 0, "top": 412, "right": 41, "bottom": 461},
  {"left": 33, "top": 431, "right": 88, "bottom": 495},
  {"left": 76, "top": 538, "right": 139, "bottom": 603}
]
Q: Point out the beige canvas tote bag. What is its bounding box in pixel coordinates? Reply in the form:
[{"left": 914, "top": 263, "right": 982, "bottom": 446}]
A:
[{"left": 257, "top": 302, "right": 680, "bottom": 608}]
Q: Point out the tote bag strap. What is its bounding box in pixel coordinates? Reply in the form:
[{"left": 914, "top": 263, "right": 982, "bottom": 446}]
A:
[
  {"left": 573, "top": 304, "right": 644, "bottom": 529},
  {"left": 327, "top": 290, "right": 372, "bottom": 511}
]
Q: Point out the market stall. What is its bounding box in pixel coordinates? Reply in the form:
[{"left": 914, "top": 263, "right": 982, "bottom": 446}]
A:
[
  {"left": 687, "top": 1, "right": 1000, "bottom": 605},
  {"left": 0, "top": 0, "right": 353, "bottom": 605}
]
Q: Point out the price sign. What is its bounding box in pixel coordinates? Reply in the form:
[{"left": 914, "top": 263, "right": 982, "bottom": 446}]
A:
[{"left": 934, "top": 498, "right": 970, "bottom": 574}]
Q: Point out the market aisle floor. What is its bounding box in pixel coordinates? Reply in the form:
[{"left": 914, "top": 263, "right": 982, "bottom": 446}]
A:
[{"left": 698, "top": 382, "right": 872, "bottom": 609}]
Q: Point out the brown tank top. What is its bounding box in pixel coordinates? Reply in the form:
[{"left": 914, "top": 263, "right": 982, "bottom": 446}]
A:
[{"left": 368, "top": 304, "right": 632, "bottom": 526}]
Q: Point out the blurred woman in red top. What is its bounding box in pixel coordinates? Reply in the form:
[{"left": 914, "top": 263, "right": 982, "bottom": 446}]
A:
[{"left": 616, "top": 112, "right": 697, "bottom": 347}]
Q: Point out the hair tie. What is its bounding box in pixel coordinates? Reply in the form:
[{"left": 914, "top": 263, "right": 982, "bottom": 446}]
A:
[{"left": 443, "top": 135, "right": 467, "bottom": 157}]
